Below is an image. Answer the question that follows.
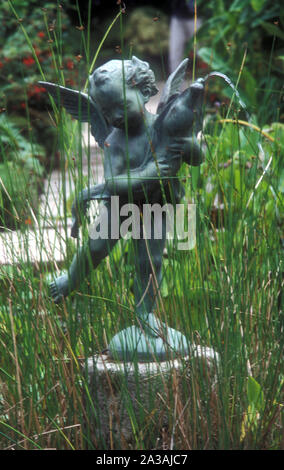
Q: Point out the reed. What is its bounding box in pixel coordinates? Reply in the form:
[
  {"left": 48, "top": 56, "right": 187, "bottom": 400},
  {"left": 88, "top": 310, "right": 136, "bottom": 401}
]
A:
[{"left": 0, "top": 1, "right": 282, "bottom": 450}]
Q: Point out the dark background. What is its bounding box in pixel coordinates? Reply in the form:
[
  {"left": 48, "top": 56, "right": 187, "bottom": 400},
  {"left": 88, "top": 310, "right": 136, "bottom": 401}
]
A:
[{"left": 66, "top": 0, "right": 172, "bottom": 24}]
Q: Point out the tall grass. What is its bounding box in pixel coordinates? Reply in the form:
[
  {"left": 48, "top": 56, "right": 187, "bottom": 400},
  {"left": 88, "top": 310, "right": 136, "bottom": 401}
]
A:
[{"left": 0, "top": 2, "right": 283, "bottom": 449}]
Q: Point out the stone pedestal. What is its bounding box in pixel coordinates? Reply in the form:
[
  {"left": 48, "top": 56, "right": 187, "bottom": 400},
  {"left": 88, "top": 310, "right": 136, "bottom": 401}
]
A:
[{"left": 84, "top": 345, "right": 219, "bottom": 450}]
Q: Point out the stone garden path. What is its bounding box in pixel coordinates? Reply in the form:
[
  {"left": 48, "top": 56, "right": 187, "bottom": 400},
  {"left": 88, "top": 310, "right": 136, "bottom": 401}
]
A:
[{"left": 0, "top": 87, "right": 162, "bottom": 266}]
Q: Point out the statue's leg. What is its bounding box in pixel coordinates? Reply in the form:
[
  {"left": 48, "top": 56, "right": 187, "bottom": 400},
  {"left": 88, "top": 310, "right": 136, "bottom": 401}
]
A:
[
  {"left": 107, "top": 208, "right": 189, "bottom": 360},
  {"left": 49, "top": 203, "right": 118, "bottom": 303},
  {"left": 133, "top": 213, "right": 167, "bottom": 319}
]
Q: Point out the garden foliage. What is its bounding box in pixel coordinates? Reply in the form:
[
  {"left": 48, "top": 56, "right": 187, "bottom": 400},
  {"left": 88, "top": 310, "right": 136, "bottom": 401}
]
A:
[
  {"left": 196, "top": 0, "right": 283, "bottom": 125},
  {"left": 0, "top": 0, "right": 282, "bottom": 450}
]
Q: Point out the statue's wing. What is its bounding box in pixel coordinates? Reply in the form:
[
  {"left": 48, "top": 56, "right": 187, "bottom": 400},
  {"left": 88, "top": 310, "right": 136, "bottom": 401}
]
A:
[
  {"left": 156, "top": 59, "right": 189, "bottom": 114},
  {"left": 38, "top": 81, "right": 110, "bottom": 148}
]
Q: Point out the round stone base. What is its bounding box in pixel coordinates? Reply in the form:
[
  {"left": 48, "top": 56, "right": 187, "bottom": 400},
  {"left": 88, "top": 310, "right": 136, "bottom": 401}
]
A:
[{"left": 84, "top": 345, "right": 219, "bottom": 449}]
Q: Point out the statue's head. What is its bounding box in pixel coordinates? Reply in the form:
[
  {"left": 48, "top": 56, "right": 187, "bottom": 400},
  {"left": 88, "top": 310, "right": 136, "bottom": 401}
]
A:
[
  {"left": 89, "top": 56, "right": 158, "bottom": 129},
  {"left": 89, "top": 56, "right": 158, "bottom": 104}
]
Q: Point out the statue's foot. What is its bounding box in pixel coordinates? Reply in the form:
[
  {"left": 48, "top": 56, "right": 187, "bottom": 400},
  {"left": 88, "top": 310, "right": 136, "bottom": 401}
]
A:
[
  {"left": 137, "top": 313, "right": 167, "bottom": 338},
  {"left": 49, "top": 274, "right": 70, "bottom": 304},
  {"left": 108, "top": 313, "right": 189, "bottom": 362}
]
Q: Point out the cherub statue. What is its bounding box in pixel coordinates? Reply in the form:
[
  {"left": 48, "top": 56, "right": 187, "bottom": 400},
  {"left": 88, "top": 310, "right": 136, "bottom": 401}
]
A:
[{"left": 40, "top": 56, "right": 204, "bottom": 361}]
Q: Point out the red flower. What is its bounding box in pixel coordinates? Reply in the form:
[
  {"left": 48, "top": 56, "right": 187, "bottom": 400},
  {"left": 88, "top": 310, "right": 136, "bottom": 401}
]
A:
[
  {"left": 25, "top": 217, "right": 32, "bottom": 225},
  {"left": 37, "top": 31, "right": 45, "bottom": 38},
  {"left": 0, "top": 62, "right": 3, "bottom": 68},
  {"left": 20, "top": 102, "right": 26, "bottom": 109},
  {"left": 23, "top": 56, "right": 35, "bottom": 67},
  {"left": 28, "top": 85, "right": 47, "bottom": 99},
  {"left": 66, "top": 60, "right": 74, "bottom": 70}
]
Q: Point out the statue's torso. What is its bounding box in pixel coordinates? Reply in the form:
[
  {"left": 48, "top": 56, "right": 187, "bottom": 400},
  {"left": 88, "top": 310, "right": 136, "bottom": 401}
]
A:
[{"left": 103, "top": 114, "right": 157, "bottom": 179}]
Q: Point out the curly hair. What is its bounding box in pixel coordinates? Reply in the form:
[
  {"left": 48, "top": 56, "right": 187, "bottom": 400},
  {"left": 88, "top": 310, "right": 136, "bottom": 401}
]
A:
[{"left": 90, "top": 56, "right": 159, "bottom": 103}]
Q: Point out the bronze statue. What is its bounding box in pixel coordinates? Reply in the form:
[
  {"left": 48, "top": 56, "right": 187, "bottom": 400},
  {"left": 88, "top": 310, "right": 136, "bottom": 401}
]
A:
[{"left": 39, "top": 56, "right": 204, "bottom": 361}]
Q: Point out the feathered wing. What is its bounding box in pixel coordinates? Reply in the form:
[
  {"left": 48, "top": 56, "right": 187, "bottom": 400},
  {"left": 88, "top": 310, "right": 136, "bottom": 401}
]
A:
[
  {"left": 156, "top": 58, "right": 189, "bottom": 114},
  {"left": 38, "top": 81, "right": 110, "bottom": 148}
]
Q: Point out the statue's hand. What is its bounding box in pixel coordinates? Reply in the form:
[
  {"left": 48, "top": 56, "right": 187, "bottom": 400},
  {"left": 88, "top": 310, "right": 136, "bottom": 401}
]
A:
[
  {"left": 167, "top": 137, "right": 191, "bottom": 156},
  {"left": 145, "top": 159, "right": 171, "bottom": 178},
  {"left": 168, "top": 137, "right": 203, "bottom": 166},
  {"left": 156, "top": 159, "right": 172, "bottom": 178}
]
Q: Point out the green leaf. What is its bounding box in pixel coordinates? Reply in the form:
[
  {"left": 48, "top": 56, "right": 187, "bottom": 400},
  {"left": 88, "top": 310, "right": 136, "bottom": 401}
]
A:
[
  {"left": 251, "top": 0, "right": 266, "bottom": 12},
  {"left": 230, "top": 0, "right": 245, "bottom": 12},
  {"left": 278, "top": 169, "right": 284, "bottom": 193},
  {"left": 23, "top": 157, "right": 44, "bottom": 177},
  {"left": 247, "top": 376, "right": 265, "bottom": 412},
  {"left": 191, "top": 166, "right": 200, "bottom": 192},
  {"left": 161, "top": 278, "right": 169, "bottom": 298},
  {"left": 197, "top": 47, "right": 230, "bottom": 73},
  {"left": 241, "top": 69, "right": 258, "bottom": 106}
]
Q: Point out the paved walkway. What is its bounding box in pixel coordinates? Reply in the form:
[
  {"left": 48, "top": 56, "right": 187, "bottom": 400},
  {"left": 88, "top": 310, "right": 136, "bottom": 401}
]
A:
[
  {"left": 0, "top": 87, "right": 162, "bottom": 266},
  {"left": 0, "top": 129, "right": 104, "bottom": 265}
]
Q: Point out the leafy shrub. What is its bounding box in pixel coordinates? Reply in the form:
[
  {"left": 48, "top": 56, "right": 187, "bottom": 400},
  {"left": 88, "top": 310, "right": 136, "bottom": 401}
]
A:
[
  {"left": 197, "top": 0, "right": 283, "bottom": 124},
  {"left": 0, "top": 1, "right": 85, "bottom": 164},
  {"left": 0, "top": 1, "right": 91, "bottom": 229},
  {"left": 124, "top": 7, "right": 169, "bottom": 60},
  {"left": 198, "top": 118, "right": 284, "bottom": 236}
]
